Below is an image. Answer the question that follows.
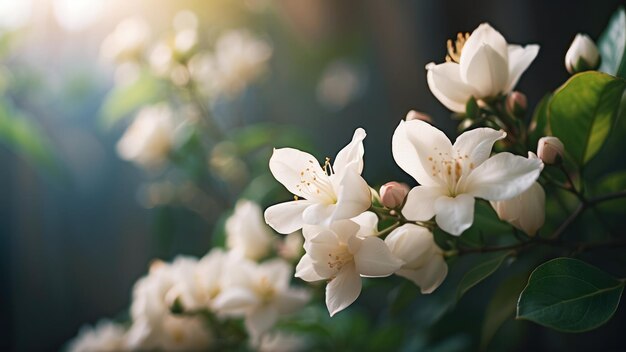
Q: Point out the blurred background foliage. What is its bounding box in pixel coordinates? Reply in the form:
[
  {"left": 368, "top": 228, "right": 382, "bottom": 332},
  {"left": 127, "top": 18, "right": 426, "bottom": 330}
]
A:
[{"left": 1, "top": 0, "right": 626, "bottom": 351}]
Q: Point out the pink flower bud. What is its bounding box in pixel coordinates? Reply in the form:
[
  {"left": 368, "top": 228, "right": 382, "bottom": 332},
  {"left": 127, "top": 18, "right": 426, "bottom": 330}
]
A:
[
  {"left": 506, "top": 91, "right": 527, "bottom": 117},
  {"left": 379, "top": 182, "right": 410, "bottom": 209},
  {"left": 406, "top": 110, "right": 432, "bottom": 123},
  {"left": 537, "top": 136, "right": 564, "bottom": 164}
]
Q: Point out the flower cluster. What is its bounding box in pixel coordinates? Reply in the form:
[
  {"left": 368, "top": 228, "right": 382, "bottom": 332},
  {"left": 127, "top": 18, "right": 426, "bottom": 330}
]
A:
[{"left": 68, "top": 201, "right": 309, "bottom": 351}]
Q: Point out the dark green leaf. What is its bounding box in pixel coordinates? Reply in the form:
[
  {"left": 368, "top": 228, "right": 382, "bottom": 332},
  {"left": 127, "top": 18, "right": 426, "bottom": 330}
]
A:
[
  {"left": 466, "top": 96, "right": 479, "bottom": 119},
  {"left": 480, "top": 271, "right": 529, "bottom": 350},
  {"left": 549, "top": 71, "right": 626, "bottom": 165},
  {"left": 456, "top": 251, "right": 512, "bottom": 300},
  {"left": 528, "top": 93, "right": 552, "bottom": 148},
  {"left": 598, "top": 6, "right": 626, "bottom": 78},
  {"left": 516, "top": 257, "right": 624, "bottom": 332}
]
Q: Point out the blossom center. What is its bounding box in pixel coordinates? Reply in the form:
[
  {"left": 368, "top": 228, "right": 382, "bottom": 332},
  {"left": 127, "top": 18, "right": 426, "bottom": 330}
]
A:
[
  {"left": 445, "top": 32, "right": 470, "bottom": 63},
  {"left": 427, "top": 148, "right": 475, "bottom": 195},
  {"left": 255, "top": 276, "right": 276, "bottom": 303},
  {"left": 295, "top": 158, "right": 337, "bottom": 204},
  {"left": 326, "top": 243, "right": 352, "bottom": 276}
]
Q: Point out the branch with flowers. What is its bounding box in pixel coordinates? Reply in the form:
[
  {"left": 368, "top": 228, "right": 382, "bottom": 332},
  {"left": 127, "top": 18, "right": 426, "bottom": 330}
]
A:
[{"left": 68, "top": 6, "right": 626, "bottom": 352}]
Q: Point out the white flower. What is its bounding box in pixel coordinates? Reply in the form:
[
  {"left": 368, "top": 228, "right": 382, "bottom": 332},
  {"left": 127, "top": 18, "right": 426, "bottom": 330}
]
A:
[
  {"left": 116, "top": 104, "right": 175, "bottom": 168},
  {"left": 264, "top": 128, "right": 371, "bottom": 234},
  {"left": 67, "top": 320, "right": 128, "bottom": 352},
  {"left": 426, "top": 23, "right": 539, "bottom": 113},
  {"left": 537, "top": 136, "right": 564, "bottom": 164},
  {"left": 278, "top": 232, "right": 305, "bottom": 261},
  {"left": 126, "top": 257, "right": 212, "bottom": 351},
  {"left": 384, "top": 224, "right": 448, "bottom": 293},
  {"left": 392, "top": 117, "right": 543, "bottom": 235},
  {"left": 295, "top": 220, "right": 402, "bottom": 316},
  {"left": 259, "top": 332, "right": 306, "bottom": 352},
  {"left": 212, "top": 29, "right": 272, "bottom": 95},
  {"left": 100, "top": 17, "right": 150, "bottom": 63},
  {"left": 213, "top": 258, "right": 310, "bottom": 342},
  {"left": 226, "top": 200, "right": 275, "bottom": 260},
  {"left": 565, "top": 33, "right": 600, "bottom": 74},
  {"left": 491, "top": 181, "right": 545, "bottom": 236}
]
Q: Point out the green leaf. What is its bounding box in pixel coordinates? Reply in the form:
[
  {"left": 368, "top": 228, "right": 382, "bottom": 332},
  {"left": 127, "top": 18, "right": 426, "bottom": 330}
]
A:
[
  {"left": 480, "top": 271, "right": 529, "bottom": 351},
  {"left": 99, "top": 71, "right": 164, "bottom": 128},
  {"left": 466, "top": 96, "right": 479, "bottom": 119},
  {"left": 549, "top": 71, "right": 626, "bottom": 165},
  {"left": 456, "top": 251, "right": 511, "bottom": 300},
  {"left": 528, "top": 92, "right": 552, "bottom": 148},
  {"left": 598, "top": 6, "right": 626, "bottom": 78},
  {"left": 516, "top": 257, "right": 625, "bottom": 332}
]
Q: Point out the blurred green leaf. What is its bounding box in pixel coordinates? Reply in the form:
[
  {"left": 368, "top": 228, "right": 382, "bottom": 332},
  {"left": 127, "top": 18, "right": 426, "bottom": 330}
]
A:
[
  {"left": 0, "top": 101, "right": 58, "bottom": 174},
  {"left": 480, "top": 271, "right": 529, "bottom": 351},
  {"left": 517, "top": 257, "right": 624, "bottom": 332},
  {"left": 594, "top": 170, "right": 626, "bottom": 213},
  {"left": 549, "top": 71, "right": 626, "bottom": 166},
  {"left": 598, "top": 6, "right": 626, "bottom": 78},
  {"left": 460, "top": 202, "right": 511, "bottom": 248},
  {"left": 100, "top": 72, "right": 164, "bottom": 128},
  {"left": 466, "top": 96, "right": 479, "bottom": 119},
  {"left": 528, "top": 92, "right": 552, "bottom": 148},
  {"left": 457, "top": 251, "right": 512, "bottom": 301}
]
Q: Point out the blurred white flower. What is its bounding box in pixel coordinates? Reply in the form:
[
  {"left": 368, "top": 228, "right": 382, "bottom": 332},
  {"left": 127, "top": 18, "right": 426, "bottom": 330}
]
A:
[
  {"left": 101, "top": 17, "right": 150, "bottom": 63},
  {"left": 126, "top": 257, "right": 213, "bottom": 351},
  {"left": 277, "top": 231, "right": 304, "bottom": 261},
  {"left": 174, "top": 28, "right": 198, "bottom": 55},
  {"left": 264, "top": 128, "right": 371, "bottom": 234},
  {"left": 226, "top": 200, "right": 275, "bottom": 260},
  {"left": 565, "top": 33, "right": 600, "bottom": 74},
  {"left": 426, "top": 23, "right": 539, "bottom": 113},
  {"left": 52, "top": 0, "right": 104, "bottom": 32},
  {"left": 116, "top": 104, "right": 175, "bottom": 168},
  {"left": 295, "top": 220, "right": 402, "bottom": 316},
  {"left": 211, "top": 29, "right": 272, "bottom": 95},
  {"left": 173, "top": 10, "right": 199, "bottom": 32},
  {"left": 393, "top": 117, "right": 543, "bottom": 235},
  {"left": 259, "top": 332, "right": 307, "bottom": 352},
  {"left": 316, "top": 60, "right": 365, "bottom": 110},
  {"left": 0, "top": 0, "right": 32, "bottom": 30},
  {"left": 213, "top": 258, "right": 310, "bottom": 342},
  {"left": 67, "top": 320, "right": 128, "bottom": 352},
  {"left": 148, "top": 41, "right": 174, "bottom": 77},
  {"left": 384, "top": 224, "right": 448, "bottom": 293}
]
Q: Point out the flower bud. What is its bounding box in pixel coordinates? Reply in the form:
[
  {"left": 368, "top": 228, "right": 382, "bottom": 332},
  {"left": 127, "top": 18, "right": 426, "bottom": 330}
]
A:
[
  {"left": 537, "top": 136, "right": 564, "bottom": 164},
  {"left": 490, "top": 182, "right": 545, "bottom": 236},
  {"left": 506, "top": 91, "right": 527, "bottom": 117},
  {"left": 406, "top": 110, "right": 432, "bottom": 123},
  {"left": 379, "top": 181, "right": 410, "bottom": 209},
  {"left": 565, "top": 33, "right": 600, "bottom": 74}
]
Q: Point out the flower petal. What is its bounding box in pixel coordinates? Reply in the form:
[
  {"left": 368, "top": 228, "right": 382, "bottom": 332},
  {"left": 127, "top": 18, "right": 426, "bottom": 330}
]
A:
[
  {"left": 269, "top": 148, "right": 325, "bottom": 198},
  {"left": 328, "top": 219, "right": 361, "bottom": 244},
  {"left": 462, "top": 152, "right": 543, "bottom": 201},
  {"left": 302, "top": 203, "right": 336, "bottom": 225},
  {"left": 213, "top": 287, "right": 260, "bottom": 313},
  {"left": 462, "top": 43, "right": 509, "bottom": 97},
  {"left": 264, "top": 200, "right": 313, "bottom": 234},
  {"left": 351, "top": 211, "right": 379, "bottom": 237},
  {"left": 393, "top": 119, "right": 452, "bottom": 187},
  {"left": 330, "top": 168, "right": 372, "bottom": 221},
  {"left": 506, "top": 44, "right": 539, "bottom": 92},
  {"left": 460, "top": 23, "right": 508, "bottom": 74},
  {"left": 295, "top": 254, "right": 324, "bottom": 282},
  {"left": 384, "top": 224, "right": 433, "bottom": 265},
  {"left": 333, "top": 128, "right": 366, "bottom": 175},
  {"left": 274, "top": 288, "right": 311, "bottom": 315},
  {"left": 517, "top": 182, "right": 545, "bottom": 236},
  {"left": 325, "top": 263, "right": 361, "bottom": 317},
  {"left": 396, "top": 254, "right": 448, "bottom": 294},
  {"left": 453, "top": 128, "right": 506, "bottom": 167},
  {"left": 401, "top": 186, "right": 444, "bottom": 221},
  {"left": 426, "top": 62, "right": 477, "bottom": 113},
  {"left": 434, "top": 194, "right": 475, "bottom": 236},
  {"left": 246, "top": 305, "right": 278, "bottom": 341},
  {"left": 351, "top": 236, "right": 403, "bottom": 277}
]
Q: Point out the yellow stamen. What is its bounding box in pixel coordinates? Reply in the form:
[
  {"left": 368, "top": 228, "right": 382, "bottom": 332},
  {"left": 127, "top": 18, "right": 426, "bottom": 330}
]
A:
[{"left": 445, "top": 32, "right": 470, "bottom": 63}]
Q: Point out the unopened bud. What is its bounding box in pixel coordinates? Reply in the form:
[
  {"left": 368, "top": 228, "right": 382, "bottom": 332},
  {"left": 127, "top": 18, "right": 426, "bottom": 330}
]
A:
[
  {"left": 565, "top": 33, "right": 600, "bottom": 74},
  {"left": 379, "top": 181, "right": 410, "bottom": 209},
  {"left": 406, "top": 110, "right": 432, "bottom": 123},
  {"left": 537, "top": 136, "right": 564, "bottom": 164},
  {"left": 506, "top": 91, "right": 527, "bottom": 117}
]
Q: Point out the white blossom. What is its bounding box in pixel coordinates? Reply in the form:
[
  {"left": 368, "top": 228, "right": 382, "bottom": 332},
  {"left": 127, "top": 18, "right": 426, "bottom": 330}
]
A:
[
  {"left": 116, "top": 104, "right": 175, "bottom": 168},
  {"left": 384, "top": 224, "right": 448, "bottom": 293},
  {"left": 67, "top": 320, "right": 128, "bottom": 352},
  {"left": 101, "top": 17, "right": 150, "bottom": 63},
  {"left": 295, "top": 220, "right": 402, "bottom": 316},
  {"left": 426, "top": 23, "right": 539, "bottom": 113},
  {"left": 393, "top": 117, "right": 543, "bottom": 235},
  {"left": 565, "top": 33, "right": 600, "bottom": 74},
  {"left": 264, "top": 128, "right": 371, "bottom": 234},
  {"left": 537, "top": 136, "right": 564, "bottom": 164},
  {"left": 226, "top": 200, "right": 275, "bottom": 261}
]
